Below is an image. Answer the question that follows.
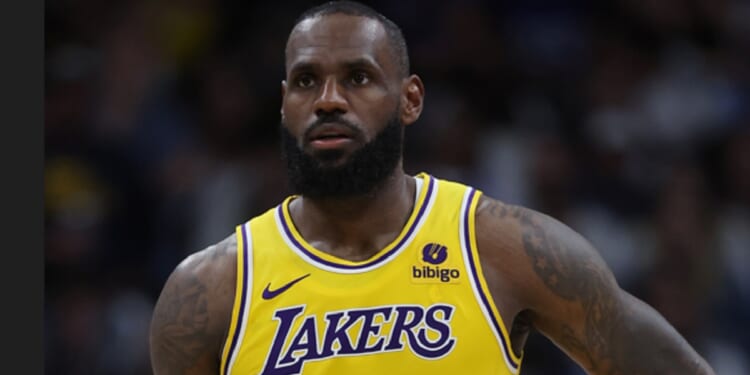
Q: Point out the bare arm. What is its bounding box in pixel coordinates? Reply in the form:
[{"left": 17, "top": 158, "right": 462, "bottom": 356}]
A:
[
  {"left": 476, "top": 197, "right": 715, "bottom": 374},
  {"left": 149, "top": 235, "right": 237, "bottom": 375}
]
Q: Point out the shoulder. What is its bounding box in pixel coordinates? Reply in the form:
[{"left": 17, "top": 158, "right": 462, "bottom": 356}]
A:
[
  {"left": 149, "top": 233, "right": 238, "bottom": 373},
  {"left": 474, "top": 193, "right": 606, "bottom": 270},
  {"left": 158, "top": 234, "right": 238, "bottom": 317},
  {"left": 171, "top": 234, "right": 238, "bottom": 290},
  {"left": 473, "top": 193, "right": 533, "bottom": 268},
  {"left": 473, "top": 194, "right": 617, "bottom": 307}
]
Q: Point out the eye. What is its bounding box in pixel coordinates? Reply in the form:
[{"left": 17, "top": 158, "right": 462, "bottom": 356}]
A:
[
  {"left": 295, "top": 74, "right": 315, "bottom": 88},
  {"left": 350, "top": 71, "right": 370, "bottom": 85}
]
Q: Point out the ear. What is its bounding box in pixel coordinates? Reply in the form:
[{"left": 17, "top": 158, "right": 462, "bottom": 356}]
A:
[
  {"left": 280, "top": 80, "right": 288, "bottom": 118},
  {"left": 400, "top": 74, "right": 425, "bottom": 126}
]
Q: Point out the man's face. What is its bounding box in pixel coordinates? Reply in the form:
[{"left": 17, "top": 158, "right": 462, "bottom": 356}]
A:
[{"left": 281, "top": 14, "right": 406, "bottom": 197}]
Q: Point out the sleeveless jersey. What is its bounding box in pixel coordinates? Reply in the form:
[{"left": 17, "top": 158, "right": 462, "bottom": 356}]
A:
[{"left": 220, "top": 173, "right": 523, "bottom": 374}]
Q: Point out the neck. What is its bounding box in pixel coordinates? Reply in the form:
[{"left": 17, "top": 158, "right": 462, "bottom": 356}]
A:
[{"left": 289, "top": 168, "right": 416, "bottom": 261}]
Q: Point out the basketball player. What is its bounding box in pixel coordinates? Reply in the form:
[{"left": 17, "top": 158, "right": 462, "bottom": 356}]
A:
[{"left": 149, "top": 2, "right": 716, "bottom": 374}]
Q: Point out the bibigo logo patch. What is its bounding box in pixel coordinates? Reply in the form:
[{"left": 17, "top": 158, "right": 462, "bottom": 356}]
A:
[{"left": 411, "top": 243, "right": 461, "bottom": 284}]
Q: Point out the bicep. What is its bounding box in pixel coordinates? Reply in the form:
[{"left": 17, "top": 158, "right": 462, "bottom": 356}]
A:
[
  {"left": 149, "top": 252, "right": 226, "bottom": 375},
  {"left": 513, "top": 207, "right": 714, "bottom": 374}
]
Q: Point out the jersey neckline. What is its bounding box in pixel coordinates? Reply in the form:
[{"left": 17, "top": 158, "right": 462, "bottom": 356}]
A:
[{"left": 274, "top": 173, "right": 437, "bottom": 274}]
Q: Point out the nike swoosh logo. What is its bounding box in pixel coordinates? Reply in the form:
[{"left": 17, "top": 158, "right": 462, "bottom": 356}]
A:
[{"left": 262, "top": 274, "right": 311, "bottom": 300}]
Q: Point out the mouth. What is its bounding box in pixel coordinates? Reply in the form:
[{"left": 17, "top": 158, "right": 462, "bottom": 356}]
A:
[
  {"left": 306, "top": 123, "right": 358, "bottom": 150},
  {"left": 310, "top": 136, "right": 354, "bottom": 150}
]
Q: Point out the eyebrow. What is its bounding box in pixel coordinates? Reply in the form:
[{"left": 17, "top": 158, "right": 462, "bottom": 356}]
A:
[
  {"left": 342, "top": 57, "right": 380, "bottom": 71},
  {"left": 288, "top": 61, "right": 318, "bottom": 74},
  {"left": 288, "top": 57, "right": 382, "bottom": 75}
]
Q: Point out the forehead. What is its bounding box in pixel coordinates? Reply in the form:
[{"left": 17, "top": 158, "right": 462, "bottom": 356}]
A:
[{"left": 285, "top": 14, "right": 393, "bottom": 72}]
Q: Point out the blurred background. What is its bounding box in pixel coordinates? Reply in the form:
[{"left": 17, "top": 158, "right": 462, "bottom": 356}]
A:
[{"left": 44, "top": 0, "right": 750, "bottom": 373}]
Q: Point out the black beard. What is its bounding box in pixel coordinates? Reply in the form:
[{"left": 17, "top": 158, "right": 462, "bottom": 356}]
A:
[{"left": 280, "top": 116, "right": 403, "bottom": 199}]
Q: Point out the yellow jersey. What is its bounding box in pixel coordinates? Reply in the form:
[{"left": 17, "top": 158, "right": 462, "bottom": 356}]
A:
[{"left": 220, "top": 173, "right": 523, "bottom": 374}]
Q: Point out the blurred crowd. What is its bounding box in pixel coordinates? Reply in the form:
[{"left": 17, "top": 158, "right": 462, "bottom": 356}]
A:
[{"left": 45, "top": 0, "right": 750, "bottom": 374}]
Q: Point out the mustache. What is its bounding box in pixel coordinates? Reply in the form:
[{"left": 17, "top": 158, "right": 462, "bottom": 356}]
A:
[{"left": 303, "top": 113, "right": 363, "bottom": 139}]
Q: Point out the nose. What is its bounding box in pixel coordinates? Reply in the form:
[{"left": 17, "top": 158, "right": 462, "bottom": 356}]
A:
[{"left": 314, "top": 76, "right": 348, "bottom": 116}]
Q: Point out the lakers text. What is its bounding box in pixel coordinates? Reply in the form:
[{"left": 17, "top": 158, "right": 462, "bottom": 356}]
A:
[{"left": 261, "top": 304, "right": 457, "bottom": 374}]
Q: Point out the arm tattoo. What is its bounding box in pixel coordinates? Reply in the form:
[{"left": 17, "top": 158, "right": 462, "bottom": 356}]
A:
[
  {"left": 152, "top": 275, "right": 210, "bottom": 372},
  {"left": 482, "top": 199, "right": 714, "bottom": 374},
  {"left": 516, "top": 206, "right": 623, "bottom": 372},
  {"left": 481, "top": 199, "right": 627, "bottom": 372},
  {"left": 151, "top": 250, "right": 225, "bottom": 375}
]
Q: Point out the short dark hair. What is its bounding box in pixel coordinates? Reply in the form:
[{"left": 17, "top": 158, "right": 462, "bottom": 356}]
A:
[{"left": 289, "top": 1, "right": 410, "bottom": 77}]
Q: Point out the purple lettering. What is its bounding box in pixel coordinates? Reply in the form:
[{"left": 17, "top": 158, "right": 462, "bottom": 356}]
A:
[
  {"left": 262, "top": 303, "right": 456, "bottom": 374},
  {"left": 318, "top": 312, "right": 357, "bottom": 357},
  {"left": 349, "top": 307, "right": 393, "bottom": 353},
  {"left": 414, "top": 304, "right": 456, "bottom": 358},
  {"left": 384, "top": 306, "right": 424, "bottom": 351},
  {"left": 261, "top": 306, "right": 306, "bottom": 375},
  {"left": 279, "top": 316, "right": 319, "bottom": 365}
]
